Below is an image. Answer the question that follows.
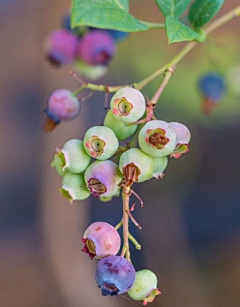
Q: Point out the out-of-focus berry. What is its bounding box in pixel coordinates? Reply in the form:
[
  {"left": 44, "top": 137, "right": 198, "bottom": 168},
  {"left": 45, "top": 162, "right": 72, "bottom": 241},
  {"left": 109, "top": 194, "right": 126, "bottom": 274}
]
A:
[
  {"left": 119, "top": 148, "right": 153, "bottom": 186},
  {"left": 44, "top": 29, "right": 78, "bottom": 66},
  {"left": 59, "top": 139, "right": 91, "bottom": 174},
  {"left": 128, "top": 269, "right": 161, "bottom": 305},
  {"left": 104, "top": 111, "right": 137, "bottom": 140},
  {"left": 60, "top": 173, "right": 90, "bottom": 203},
  {"left": 75, "top": 59, "right": 108, "bottom": 80},
  {"left": 198, "top": 73, "right": 226, "bottom": 114},
  {"left": 106, "top": 29, "right": 129, "bottom": 42},
  {"left": 138, "top": 120, "right": 177, "bottom": 158},
  {"left": 110, "top": 87, "right": 146, "bottom": 123},
  {"left": 227, "top": 65, "right": 240, "bottom": 97},
  {"left": 152, "top": 156, "right": 168, "bottom": 179},
  {"left": 83, "top": 126, "right": 119, "bottom": 160},
  {"left": 82, "top": 222, "right": 121, "bottom": 259},
  {"left": 44, "top": 89, "right": 80, "bottom": 131},
  {"left": 95, "top": 255, "right": 136, "bottom": 296},
  {"left": 85, "top": 160, "right": 122, "bottom": 198},
  {"left": 78, "top": 30, "right": 116, "bottom": 66},
  {"left": 169, "top": 122, "right": 191, "bottom": 159}
]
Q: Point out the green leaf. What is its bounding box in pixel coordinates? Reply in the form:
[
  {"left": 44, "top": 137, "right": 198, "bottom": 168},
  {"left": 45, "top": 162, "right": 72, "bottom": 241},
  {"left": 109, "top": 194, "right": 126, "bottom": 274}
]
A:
[
  {"left": 71, "top": 0, "right": 148, "bottom": 32},
  {"left": 165, "top": 16, "right": 199, "bottom": 44},
  {"left": 156, "top": 0, "right": 191, "bottom": 18},
  {"left": 189, "top": 0, "right": 225, "bottom": 28}
]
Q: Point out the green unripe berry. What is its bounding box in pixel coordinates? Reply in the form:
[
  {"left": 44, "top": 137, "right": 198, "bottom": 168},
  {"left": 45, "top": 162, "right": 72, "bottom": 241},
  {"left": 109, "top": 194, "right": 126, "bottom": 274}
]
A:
[
  {"left": 128, "top": 269, "right": 161, "bottom": 305},
  {"left": 60, "top": 173, "right": 90, "bottom": 203},
  {"left": 119, "top": 148, "right": 153, "bottom": 185},
  {"left": 104, "top": 111, "right": 137, "bottom": 140},
  {"left": 83, "top": 126, "right": 119, "bottom": 160},
  {"left": 110, "top": 87, "right": 146, "bottom": 123},
  {"left": 139, "top": 120, "right": 177, "bottom": 158},
  {"left": 152, "top": 156, "right": 168, "bottom": 179}
]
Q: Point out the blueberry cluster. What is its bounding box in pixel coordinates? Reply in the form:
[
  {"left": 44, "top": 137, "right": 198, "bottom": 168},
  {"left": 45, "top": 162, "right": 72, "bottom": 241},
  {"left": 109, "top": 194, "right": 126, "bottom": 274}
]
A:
[
  {"left": 51, "top": 87, "right": 191, "bottom": 304},
  {"left": 44, "top": 14, "right": 128, "bottom": 80}
]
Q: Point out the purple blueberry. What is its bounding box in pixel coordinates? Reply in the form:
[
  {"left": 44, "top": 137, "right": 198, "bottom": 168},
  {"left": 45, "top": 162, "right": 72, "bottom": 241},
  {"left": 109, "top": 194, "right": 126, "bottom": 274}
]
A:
[
  {"left": 198, "top": 73, "right": 226, "bottom": 114},
  {"left": 82, "top": 222, "right": 121, "bottom": 259},
  {"left": 78, "top": 30, "right": 116, "bottom": 66},
  {"left": 44, "top": 29, "right": 78, "bottom": 66},
  {"left": 106, "top": 29, "right": 129, "bottom": 42},
  {"left": 95, "top": 255, "right": 136, "bottom": 296},
  {"left": 44, "top": 89, "right": 80, "bottom": 131}
]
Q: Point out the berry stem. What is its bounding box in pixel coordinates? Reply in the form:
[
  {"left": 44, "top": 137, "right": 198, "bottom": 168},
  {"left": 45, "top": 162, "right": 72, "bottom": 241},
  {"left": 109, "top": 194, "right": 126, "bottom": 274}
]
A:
[
  {"left": 139, "top": 20, "right": 165, "bottom": 29},
  {"left": 128, "top": 233, "right": 141, "bottom": 250},
  {"left": 121, "top": 185, "right": 131, "bottom": 261},
  {"left": 115, "top": 220, "right": 123, "bottom": 231}
]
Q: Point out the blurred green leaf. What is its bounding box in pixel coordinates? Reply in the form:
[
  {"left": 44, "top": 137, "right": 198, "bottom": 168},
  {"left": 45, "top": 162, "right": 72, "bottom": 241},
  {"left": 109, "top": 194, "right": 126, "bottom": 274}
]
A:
[
  {"left": 189, "top": 0, "right": 225, "bottom": 28},
  {"left": 165, "top": 16, "right": 199, "bottom": 43},
  {"left": 156, "top": 0, "right": 191, "bottom": 18},
  {"left": 71, "top": 0, "right": 148, "bottom": 32}
]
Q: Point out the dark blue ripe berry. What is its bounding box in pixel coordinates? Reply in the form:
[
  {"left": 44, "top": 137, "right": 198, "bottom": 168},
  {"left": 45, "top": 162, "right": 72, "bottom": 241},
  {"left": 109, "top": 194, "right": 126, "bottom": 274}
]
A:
[
  {"left": 198, "top": 73, "right": 226, "bottom": 114},
  {"left": 95, "top": 255, "right": 136, "bottom": 296},
  {"left": 105, "top": 29, "right": 129, "bottom": 42},
  {"left": 198, "top": 73, "right": 226, "bottom": 101}
]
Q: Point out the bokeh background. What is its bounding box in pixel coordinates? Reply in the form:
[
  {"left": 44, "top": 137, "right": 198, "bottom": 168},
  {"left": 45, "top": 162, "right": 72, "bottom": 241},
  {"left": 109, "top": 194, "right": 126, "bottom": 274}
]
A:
[{"left": 0, "top": 0, "right": 240, "bottom": 306}]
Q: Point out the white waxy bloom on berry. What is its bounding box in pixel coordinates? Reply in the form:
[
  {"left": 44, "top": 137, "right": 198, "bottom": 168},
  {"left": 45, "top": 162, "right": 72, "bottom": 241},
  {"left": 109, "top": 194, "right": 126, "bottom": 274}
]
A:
[
  {"left": 152, "top": 156, "right": 168, "bottom": 179},
  {"left": 110, "top": 87, "right": 146, "bottom": 123},
  {"left": 85, "top": 160, "right": 122, "bottom": 198},
  {"left": 138, "top": 120, "right": 177, "bottom": 158},
  {"left": 169, "top": 122, "right": 191, "bottom": 159},
  {"left": 60, "top": 173, "right": 90, "bottom": 203},
  {"left": 83, "top": 126, "right": 119, "bottom": 160},
  {"left": 60, "top": 139, "right": 91, "bottom": 174},
  {"left": 119, "top": 148, "right": 153, "bottom": 186}
]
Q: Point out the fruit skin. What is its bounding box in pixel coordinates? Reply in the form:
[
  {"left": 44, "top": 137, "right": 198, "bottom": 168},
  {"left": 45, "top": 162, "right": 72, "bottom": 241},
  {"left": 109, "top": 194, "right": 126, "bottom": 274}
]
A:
[
  {"left": 44, "top": 29, "right": 78, "bottom": 66},
  {"left": 128, "top": 270, "right": 161, "bottom": 305},
  {"left": 110, "top": 87, "right": 146, "bottom": 123},
  {"left": 138, "top": 120, "right": 177, "bottom": 158},
  {"left": 45, "top": 89, "right": 81, "bottom": 131},
  {"left": 84, "top": 160, "right": 122, "bottom": 198},
  {"left": 119, "top": 148, "right": 153, "bottom": 184},
  {"left": 152, "top": 156, "right": 168, "bottom": 179},
  {"left": 78, "top": 30, "right": 116, "bottom": 66},
  {"left": 82, "top": 222, "right": 121, "bottom": 259},
  {"left": 83, "top": 126, "right": 119, "bottom": 160},
  {"left": 61, "top": 139, "right": 91, "bottom": 174},
  {"left": 104, "top": 111, "right": 137, "bottom": 140},
  {"left": 106, "top": 29, "right": 129, "bottom": 42},
  {"left": 60, "top": 172, "right": 90, "bottom": 203},
  {"left": 198, "top": 73, "right": 226, "bottom": 101},
  {"left": 95, "top": 255, "right": 136, "bottom": 296},
  {"left": 169, "top": 122, "right": 191, "bottom": 159}
]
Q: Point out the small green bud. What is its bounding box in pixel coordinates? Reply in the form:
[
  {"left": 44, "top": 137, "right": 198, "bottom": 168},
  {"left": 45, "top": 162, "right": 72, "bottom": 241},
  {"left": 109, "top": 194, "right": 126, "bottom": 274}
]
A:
[
  {"left": 51, "top": 150, "right": 67, "bottom": 177},
  {"left": 60, "top": 173, "right": 90, "bottom": 203},
  {"left": 61, "top": 139, "right": 91, "bottom": 174},
  {"left": 194, "top": 29, "right": 207, "bottom": 42},
  {"left": 104, "top": 111, "right": 137, "bottom": 140}
]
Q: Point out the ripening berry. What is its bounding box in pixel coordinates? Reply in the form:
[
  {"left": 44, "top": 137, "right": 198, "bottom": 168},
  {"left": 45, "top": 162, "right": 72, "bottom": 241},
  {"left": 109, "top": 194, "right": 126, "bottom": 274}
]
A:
[
  {"left": 78, "top": 30, "right": 116, "bottom": 66},
  {"left": 119, "top": 148, "right": 153, "bottom": 186},
  {"left": 60, "top": 172, "right": 90, "bottom": 203},
  {"left": 104, "top": 111, "right": 137, "bottom": 140},
  {"left": 44, "top": 29, "right": 78, "bottom": 66},
  {"left": 44, "top": 89, "right": 80, "bottom": 131},
  {"left": 75, "top": 59, "right": 108, "bottom": 80},
  {"left": 198, "top": 73, "right": 226, "bottom": 114},
  {"left": 138, "top": 120, "right": 177, "bottom": 158},
  {"left": 227, "top": 65, "right": 240, "bottom": 97},
  {"left": 83, "top": 126, "right": 119, "bottom": 160},
  {"left": 169, "top": 122, "right": 191, "bottom": 159},
  {"left": 82, "top": 222, "right": 121, "bottom": 259},
  {"left": 106, "top": 29, "right": 129, "bottom": 42},
  {"left": 152, "top": 156, "right": 168, "bottom": 180},
  {"left": 85, "top": 160, "right": 122, "bottom": 198},
  {"left": 110, "top": 87, "right": 146, "bottom": 123},
  {"left": 95, "top": 256, "right": 136, "bottom": 296},
  {"left": 128, "top": 270, "right": 161, "bottom": 305},
  {"left": 60, "top": 139, "right": 91, "bottom": 174}
]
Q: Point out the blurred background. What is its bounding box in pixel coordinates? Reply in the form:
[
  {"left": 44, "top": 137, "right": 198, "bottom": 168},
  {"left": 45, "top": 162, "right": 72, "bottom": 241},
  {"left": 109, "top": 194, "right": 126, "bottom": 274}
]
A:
[{"left": 0, "top": 0, "right": 240, "bottom": 306}]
